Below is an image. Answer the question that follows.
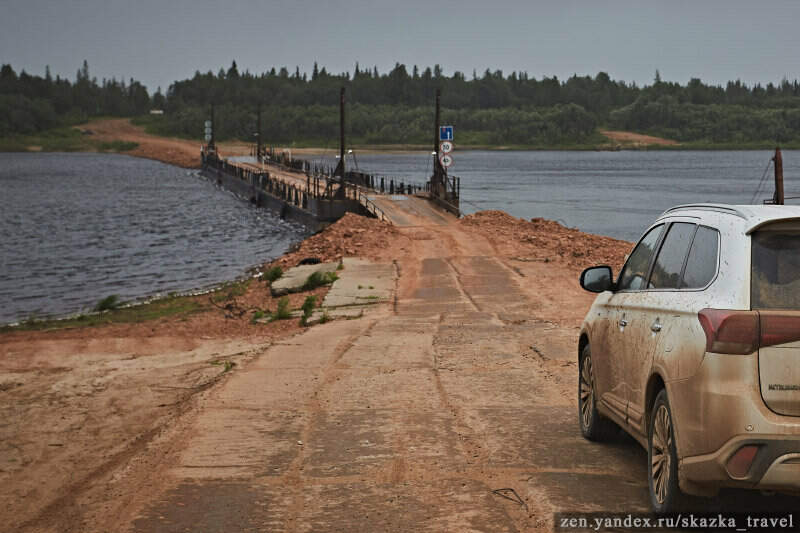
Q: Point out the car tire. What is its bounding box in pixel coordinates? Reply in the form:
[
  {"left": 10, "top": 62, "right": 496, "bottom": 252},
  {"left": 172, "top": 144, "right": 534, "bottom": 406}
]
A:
[
  {"left": 648, "top": 389, "right": 684, "bottom": 512},
  {"left": 579, "top": 344, "right": 617, "bottom": 441}
]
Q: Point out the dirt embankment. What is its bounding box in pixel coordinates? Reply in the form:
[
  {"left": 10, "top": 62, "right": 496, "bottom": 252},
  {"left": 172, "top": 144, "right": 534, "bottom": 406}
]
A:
[
  {"left": 273, "top": 212, "right": 410, "bottom": 268},
  {"left": 599, "top": 129, "right": 679, "bottom": 147},
  {"left": 460, "top": 210, "right": 631, "bottom": 273},
  {"left": 78, "top": 118, "right": 252, "bottom": 169}
]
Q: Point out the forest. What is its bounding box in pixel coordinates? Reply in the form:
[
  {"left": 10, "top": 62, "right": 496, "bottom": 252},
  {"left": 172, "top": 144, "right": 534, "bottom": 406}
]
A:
[{"left": 3, "top": 61, "right": 800, "bottom": 147}]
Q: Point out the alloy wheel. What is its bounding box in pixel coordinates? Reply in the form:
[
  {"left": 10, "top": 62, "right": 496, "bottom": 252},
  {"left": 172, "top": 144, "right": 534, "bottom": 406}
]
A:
[
  {"left": 651, "top": 404, "right": 673, "bottom": 505},
  {"left": 580, "top": 355, "right": 594, "bottom": 429}
]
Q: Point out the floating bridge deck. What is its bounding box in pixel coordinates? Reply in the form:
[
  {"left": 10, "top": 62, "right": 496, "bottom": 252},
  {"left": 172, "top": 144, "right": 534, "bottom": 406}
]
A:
[{"left": 201, "top": 150, "right": 458, "bottom": 229}]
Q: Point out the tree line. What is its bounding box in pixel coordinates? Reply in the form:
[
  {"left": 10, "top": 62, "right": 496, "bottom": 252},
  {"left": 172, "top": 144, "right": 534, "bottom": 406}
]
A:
[
  {"left": 0, "top": 61, "right": 152, "bottom": 136},
  {"left": 4, "top": 61, "right": 800, "bottom": 145}
]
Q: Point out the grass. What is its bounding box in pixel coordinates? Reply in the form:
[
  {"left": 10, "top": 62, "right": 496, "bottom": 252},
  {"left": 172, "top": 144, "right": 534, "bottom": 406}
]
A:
[
  {"left": 319, "top": 310, "right": 331, "bottom": 324},
  {"left": 300, "top": 295, "right": 317, "bottom": 326},
  {"left": 251, "top": 309, "right": 266, "bottom": 324},
  {"left": 302, "top": 270, "right": 338, "bottom": 291},
  {"left": 211, "top": 360, "right": 236, "bottom": 373},
  {"left": 99, "top": 140, "right": 139, "bottom": 152},
  {"left": 263, "top": 266, "right": 283, "bottom": 283},
  {"left": 1, "top": 294, "right": 205, "bottom": 333},
  {"left": 0, "top": 127, "right": 95, "bottom": 152},
  {"left": 211, "top": 279, "right": 251, "bottom": 303},
  {"left": 270, "top": 297, "right": 292, "bottom": 321},
  {"left": 94, "top": 295, "right": 121, "bottom": 312},
  {"left": 0, "top": 126, "right": 140, "bottom": 153}
]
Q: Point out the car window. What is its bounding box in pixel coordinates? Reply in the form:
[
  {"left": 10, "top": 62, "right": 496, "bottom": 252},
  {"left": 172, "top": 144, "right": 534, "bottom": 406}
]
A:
[
  {"left": 752, "top": 229, "right": 800, "bottom": 309},
  {"left": 617, "top": 224, "right": 664, "bottom": 291},
  {"left": 649, "top": 223, "right": 696, "bottom": 289},
  {"left": 681, "top": 226, "right": 719, "bottom": 289}
]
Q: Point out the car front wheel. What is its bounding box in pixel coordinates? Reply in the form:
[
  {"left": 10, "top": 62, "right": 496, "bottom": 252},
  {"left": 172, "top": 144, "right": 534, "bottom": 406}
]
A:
[{"left": 648, "top": 389, "right": 683, "bottom": 512}]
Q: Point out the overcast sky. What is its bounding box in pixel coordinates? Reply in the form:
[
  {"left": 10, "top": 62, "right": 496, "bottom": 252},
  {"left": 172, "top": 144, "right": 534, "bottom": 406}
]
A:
[{"left": 3, "top": 0, "right": 800, "bottom": 93}]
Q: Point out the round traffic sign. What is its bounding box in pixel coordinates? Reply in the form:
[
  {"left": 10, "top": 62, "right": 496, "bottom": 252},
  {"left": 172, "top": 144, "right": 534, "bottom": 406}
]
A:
[
  {"left": 440, "top": 141, "right": 453, "bottom": 154},
  {"left": 440, "top": 154, "right": 454, "bottom": 168}
]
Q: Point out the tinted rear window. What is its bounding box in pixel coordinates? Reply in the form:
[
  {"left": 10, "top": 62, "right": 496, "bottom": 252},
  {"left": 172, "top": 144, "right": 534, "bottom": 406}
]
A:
[
  {"left": 752, "top": 230, "right": 800, "bottom": 309},
  {"left": 681, "top": 226, "right": 719, "bottom": 289}
]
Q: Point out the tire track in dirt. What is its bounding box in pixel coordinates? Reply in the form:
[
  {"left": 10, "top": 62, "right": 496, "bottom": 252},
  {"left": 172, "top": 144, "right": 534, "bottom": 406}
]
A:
[{"left": 283, "top": 319, "right": 381, "bottom": 533}]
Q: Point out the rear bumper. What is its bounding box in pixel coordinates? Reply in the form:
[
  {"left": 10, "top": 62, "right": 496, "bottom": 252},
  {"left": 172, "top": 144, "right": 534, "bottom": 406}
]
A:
[
  {"left": 680, "top": 435, "right": 800, "bottom": 494},
  {"left": 669, "top": 351, "right": 800, "bottom": 496}
]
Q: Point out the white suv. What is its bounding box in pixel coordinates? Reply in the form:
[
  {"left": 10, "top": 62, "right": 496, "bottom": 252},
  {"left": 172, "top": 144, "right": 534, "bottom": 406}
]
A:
[{"left": 578, "top": 204, "right": 800, "bottom": 511}]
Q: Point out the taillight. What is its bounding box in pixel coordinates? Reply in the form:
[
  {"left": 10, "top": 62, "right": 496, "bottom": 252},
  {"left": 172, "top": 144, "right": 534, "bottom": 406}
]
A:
[
  {"left": 759, "top": 311, "right": 800, "bottom": 348},
  {"left": 698, "top": 309, "right": 800, "bottom": 354},
  {"left": 698, "top": 309, "right": 759, "bottom": 354}
]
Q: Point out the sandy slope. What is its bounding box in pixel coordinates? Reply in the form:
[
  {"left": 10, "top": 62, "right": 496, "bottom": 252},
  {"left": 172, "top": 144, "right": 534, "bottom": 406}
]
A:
[
  {"left": 599, "top": 129, "right": 679, "bottom": 147},
  {"left": 78, "top": 118, "right": 251, "bottom": 168}
]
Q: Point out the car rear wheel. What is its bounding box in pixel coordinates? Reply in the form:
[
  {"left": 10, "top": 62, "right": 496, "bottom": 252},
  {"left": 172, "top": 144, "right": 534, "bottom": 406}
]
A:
[
  {"left": 648, "top": 389, "right": 683, "bottom": 512},
  {"left": 579, "top": 344, "right": 617, "bottom": 441}
]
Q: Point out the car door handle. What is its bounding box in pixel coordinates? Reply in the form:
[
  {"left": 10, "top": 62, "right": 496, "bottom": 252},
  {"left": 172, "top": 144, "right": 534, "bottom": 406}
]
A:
[
  {"left": 619, "top": 319, "right": 628, "bottom": 327},
  {"left": 651, "top": 322, "right": 662, "bottom": 332}
]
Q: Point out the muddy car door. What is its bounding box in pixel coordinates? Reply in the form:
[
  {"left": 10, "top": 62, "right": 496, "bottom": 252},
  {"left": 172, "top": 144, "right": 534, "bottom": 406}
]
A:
[
  {"left": 623, "top": 221, "right": 699, "bottom": 436},
  {"left": 597, "top": 224, "right": 665, "bottom": 422}
]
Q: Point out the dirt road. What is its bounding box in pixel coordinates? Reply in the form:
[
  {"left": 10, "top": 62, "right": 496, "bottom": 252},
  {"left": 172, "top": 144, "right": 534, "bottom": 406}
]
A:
[
  {"left": 6, "top": 202, "right": 792, "bottom": 532},
  {"left": 21, "top": 203, "right": 647, "bottom": 533}
]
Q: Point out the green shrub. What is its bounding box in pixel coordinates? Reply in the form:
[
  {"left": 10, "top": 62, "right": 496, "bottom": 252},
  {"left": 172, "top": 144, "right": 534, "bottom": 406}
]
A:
[
  {"left": 263, "top": 266, "right": 283, "bottom": 283},
  {"left": 303, "top": 270, "right": 338, "bottom": 291},
  {"left": 94, "top": 295, "right": 120, "bottom": 312},
  {"left": 271, "top": 297, "right": 291, "bottom": 321},
  {"left": 300, "top": 295, "right": 317, "bottom": 326}
]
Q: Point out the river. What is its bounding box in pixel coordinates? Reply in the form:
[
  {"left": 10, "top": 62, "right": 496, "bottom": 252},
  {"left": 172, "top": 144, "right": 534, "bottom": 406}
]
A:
[
  {"left": 347, "top": 149, "right": 799, "bottom": 241},
  {"left": 2, "top": 149, "right": 796, "bottom": 323},
  {"left": 0, "top": 153, "right": 308, "bottom": 324}
]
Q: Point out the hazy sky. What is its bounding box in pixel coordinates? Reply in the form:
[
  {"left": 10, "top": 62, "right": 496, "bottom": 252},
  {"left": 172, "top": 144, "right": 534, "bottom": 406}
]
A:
[{"left": 3, "top": 0, "right": 800, "bottom": 93}]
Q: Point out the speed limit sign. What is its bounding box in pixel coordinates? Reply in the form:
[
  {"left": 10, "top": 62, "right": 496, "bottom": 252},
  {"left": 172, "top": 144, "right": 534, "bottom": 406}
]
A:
[
  {"left": 440, "top": 153, "right": 454, "bottom": 168},
  {"left": 440, "top": 141, "right": 453, "bottom": 154}
]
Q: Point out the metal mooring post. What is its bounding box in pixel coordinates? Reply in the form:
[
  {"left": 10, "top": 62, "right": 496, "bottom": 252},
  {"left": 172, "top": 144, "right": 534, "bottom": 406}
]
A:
[
  {"left": 774, "top": 147, "right": 784, "bottom": 205},
  {"left": 210, "top": 102, "right": 216, "bottom": 152},
  {"left": 434, "top": 88, "right": 441, "bottom": 163},
  {"left": 339, "top": 87, "right": 346, "bottom": 176},
  {"left": 256, "top": 103, "right": 262, "bottom": 161}
]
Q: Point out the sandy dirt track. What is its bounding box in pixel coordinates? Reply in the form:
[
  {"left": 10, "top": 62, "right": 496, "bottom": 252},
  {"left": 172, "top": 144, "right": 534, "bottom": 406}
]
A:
[{"left": 79, "top": 119, "right": 252, "bottom": 168}]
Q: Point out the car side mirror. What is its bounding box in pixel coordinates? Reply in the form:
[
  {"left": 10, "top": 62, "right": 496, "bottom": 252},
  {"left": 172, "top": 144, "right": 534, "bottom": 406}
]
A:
[{"left": 580, "top": 266, "right": 614, "bottom": 293}]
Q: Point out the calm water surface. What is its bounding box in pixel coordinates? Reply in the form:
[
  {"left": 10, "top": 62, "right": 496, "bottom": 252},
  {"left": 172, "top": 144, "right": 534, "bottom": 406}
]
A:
[
  {"left": 341, "top": 150, "right": 800, "bottom": 241},
  {"left": 0, "top": 153, "right": 307, "bottom": 324},
  {"left": 3, "top": 150, "right": 797, "bottom": 323}
]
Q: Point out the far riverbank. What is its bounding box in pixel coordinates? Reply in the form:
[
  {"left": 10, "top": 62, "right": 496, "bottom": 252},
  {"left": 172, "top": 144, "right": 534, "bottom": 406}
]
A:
[{"left": 3, "top": 119, "right": 799, "bottom": 171}]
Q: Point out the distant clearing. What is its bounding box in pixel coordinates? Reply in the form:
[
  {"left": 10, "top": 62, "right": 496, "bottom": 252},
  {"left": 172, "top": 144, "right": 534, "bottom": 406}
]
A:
[{"left": 599, "top": 130, "right": 679, "bottom": 146}]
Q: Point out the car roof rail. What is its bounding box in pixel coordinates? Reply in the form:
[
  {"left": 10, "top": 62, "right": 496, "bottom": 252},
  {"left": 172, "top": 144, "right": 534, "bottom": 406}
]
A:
[{"left": 660, "top": 204, "right": 748, "bottom": 219}]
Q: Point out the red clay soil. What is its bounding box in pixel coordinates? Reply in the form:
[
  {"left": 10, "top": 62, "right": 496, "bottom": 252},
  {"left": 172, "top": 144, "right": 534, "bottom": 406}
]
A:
[
  {"left": 272, "top": 212, "right": 412, "bottom": 268},
  {"left": 459, "top": 210, "right": 632, "bottom": 273}
]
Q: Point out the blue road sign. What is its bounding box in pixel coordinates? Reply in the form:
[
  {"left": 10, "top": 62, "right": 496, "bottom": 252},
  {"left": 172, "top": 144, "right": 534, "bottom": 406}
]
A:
[{"left": 439, "top": 125, "right": 454, "bottom": 141}]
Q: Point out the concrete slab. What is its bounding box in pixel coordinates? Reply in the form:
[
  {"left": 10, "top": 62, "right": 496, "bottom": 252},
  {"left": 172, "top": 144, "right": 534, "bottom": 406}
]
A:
[
  {"left": 270, "top": 261, "right": 339, "bottom": 296},
  {"left": 291, "top": 305, "right": 371, "bottom": 325},
  {"left": 322, "top": 257, "right": 395, "bottom": 308}
]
